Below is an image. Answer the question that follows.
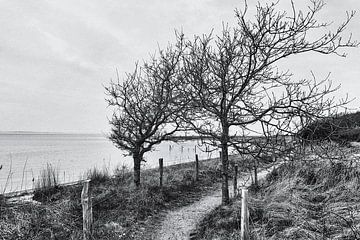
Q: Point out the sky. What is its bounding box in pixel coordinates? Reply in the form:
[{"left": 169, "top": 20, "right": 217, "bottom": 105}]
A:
[{"left": 0, "top": 0, "right": 359, "bottom": 133}]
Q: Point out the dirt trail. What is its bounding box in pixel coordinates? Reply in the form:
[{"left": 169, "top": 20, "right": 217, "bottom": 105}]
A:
[{"left": 153, "top": 169, "right": 271, "bottom": 240}]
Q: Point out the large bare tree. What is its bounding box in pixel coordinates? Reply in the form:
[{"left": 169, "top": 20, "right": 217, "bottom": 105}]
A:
[
  {"left": 181, "top": 0, "right": 357, "bottom": 204},
  {"left": 105, "top": 40, "right": 184, "bottom": 187}
]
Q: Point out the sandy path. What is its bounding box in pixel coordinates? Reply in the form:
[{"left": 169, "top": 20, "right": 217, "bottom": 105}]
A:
[
  {"left": 152, "top": 169, "right": 272, "bottom": 240},
  {"left": 153, "top": 183, "right": 225, "bottom": 240}
]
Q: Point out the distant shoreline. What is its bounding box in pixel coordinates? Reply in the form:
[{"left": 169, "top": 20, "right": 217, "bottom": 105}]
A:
[
  {"left": 0, "top": 132, "right": 212, "bottom": 141},
  {"left": 0, "top": 131, "right": 103, "bottom": 136}
]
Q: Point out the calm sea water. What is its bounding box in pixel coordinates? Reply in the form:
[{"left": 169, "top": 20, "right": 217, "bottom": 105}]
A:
[{"left": 0, "top": 133, "right": 214, "bottom": 193}]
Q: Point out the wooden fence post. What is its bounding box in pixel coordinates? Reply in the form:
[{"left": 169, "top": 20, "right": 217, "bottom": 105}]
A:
[
  {"left": 195, "top": 154, "right": 199, "bottom": 181},
  {"left": 159, "top": 158, "right": 163, "bottom": 188},
  {"left": 254, "top": 159, "right": 258, "bottom": 188},
  {"left": 234, "top": 165, "right": 238, "bottom": 197},
  {"left": 81, "top": 179, "right": 92, "bottom": 240},
  {"left": 240, "top": 188, "right": 249, "bottom": 240}
]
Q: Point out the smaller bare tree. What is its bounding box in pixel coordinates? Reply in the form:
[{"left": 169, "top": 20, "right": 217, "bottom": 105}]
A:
[{"left": 105, "top": 40, "right": 184, "bottom": 187}]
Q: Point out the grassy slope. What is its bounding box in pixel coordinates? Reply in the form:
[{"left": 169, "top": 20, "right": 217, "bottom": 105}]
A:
[
  {"left": 0, "top": 159, "right": 223, "bottom": 240},
  {"left": 194, "top": 146, "right": 360, "bottom": 240}
]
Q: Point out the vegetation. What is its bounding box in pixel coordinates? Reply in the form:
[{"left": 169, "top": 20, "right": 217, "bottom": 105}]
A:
[
  {"left": 193, "top": 144, "right": 360, "bottom": 240},
  {"left": 0, "top": 165, "right": 5, "bottom": 207},
  {"left": 86, "top": 165, "right": 112, "bottom": 185},
  {"left": 106, "top": 0, "right": 357, "bottom": 203},
  {"left": 33, "top": 163, "right": 61, "bottom": 202},
  {"left": 1, "top": 0, "right": 358, "bottom": 239},
  {"left": 0, "top": 194, "right": 5, "bottom": 207},
  {"left": 105, "top": 41, "right": 186, "bottom": 187},
  {"left": 0, "top": 158, "right": 223, "bottom": 239},
  {"left": 179, "top": 0, "right": 356, "bottom": 204},
  {"left": 299, "top": 111, "right": 360, "bottom": 142}
]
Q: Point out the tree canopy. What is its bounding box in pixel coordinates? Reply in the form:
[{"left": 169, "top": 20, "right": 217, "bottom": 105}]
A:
[
  {"left": 179, "top": 0, "right": 357, "bottom": 203},
  {"left": 106, "top": 0, "right": 357, "bottom": 198}
]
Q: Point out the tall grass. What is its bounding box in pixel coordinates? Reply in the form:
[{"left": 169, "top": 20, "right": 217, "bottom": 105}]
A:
[
  {"left": 33, "top": 163, "right": 60, "bottom": 202},
  {"left": 246, "top": 159, "right": 360, "bottom": 239},
  {"left": 3, "top": 156, "right": 13, "bottom": 194},
  {"left": 35, "top": 163, "right": 59, "bottom": 190},
  {"left": 0, "top": 156, "right": 14, "bottom": 205},
  {"left": 192, "top": 144, "right": 360, "bottom": 240},
  {"left": 86, "top": 165, "right": 111, "bottom": 184},
  {"left": 0, "top": 164, "right": 4, "bottom": 207}
]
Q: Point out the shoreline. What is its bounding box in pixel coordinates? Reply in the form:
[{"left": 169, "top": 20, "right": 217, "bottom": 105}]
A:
[
  {"left": 2, "top": 155, "right": 222, "bottom": 199},
  {"left": 0, "top": 135, "right": 211, "bottom": 194},
  {"left": 0, "top": 154, "right": 225, "bottom": 239}
]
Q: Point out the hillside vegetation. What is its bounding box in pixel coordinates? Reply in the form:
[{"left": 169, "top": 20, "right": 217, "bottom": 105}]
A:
[
  {"left": 0, "top": 159, "right": 223, "bottom": 240},
  {"left": 300, "top": 111, "right": 360, "bottom": 142},
  {"left": 194, "top": 145, "right": 360, "bottom": 239}
]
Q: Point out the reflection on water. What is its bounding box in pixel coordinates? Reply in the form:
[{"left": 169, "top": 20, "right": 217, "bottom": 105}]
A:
[{"left": 0, "top": 133, "right": 215, "bottom": 193}]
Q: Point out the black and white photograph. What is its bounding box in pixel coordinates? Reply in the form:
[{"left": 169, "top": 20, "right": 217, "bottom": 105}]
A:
[{"left": 0, "top": 0, "right": 359, "bottom": 239}]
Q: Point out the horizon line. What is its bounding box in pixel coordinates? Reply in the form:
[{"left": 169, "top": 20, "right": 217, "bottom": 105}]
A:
[{"left": 0, "top": 130, "right": 105, "bottom": 135}]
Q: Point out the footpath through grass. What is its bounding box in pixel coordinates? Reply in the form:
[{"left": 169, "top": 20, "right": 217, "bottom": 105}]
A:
[
  {"left": 0, "top": 158, "right": 223, "bottom": 240},
  {"left": 193, "top": 145, "right": 360, "bottom": 240}
]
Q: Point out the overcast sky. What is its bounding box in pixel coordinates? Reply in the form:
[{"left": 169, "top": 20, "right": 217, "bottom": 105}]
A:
[{"left": 0, "top": 0, "right": 359, "bottom": 133}]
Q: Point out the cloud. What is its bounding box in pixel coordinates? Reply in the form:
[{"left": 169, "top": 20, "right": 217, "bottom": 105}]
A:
[{"left": 0, "top": 0, "right": 359, "bottom": 132}]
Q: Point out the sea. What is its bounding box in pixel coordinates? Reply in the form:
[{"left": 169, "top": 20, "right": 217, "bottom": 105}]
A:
[{"left": 0, "top": 133, "right": 215, "bottom": 193}]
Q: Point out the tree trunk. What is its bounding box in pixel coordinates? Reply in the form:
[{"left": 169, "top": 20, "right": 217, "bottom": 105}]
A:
[
  {"left": 221, "top": 141, "right": 230, "bottom": 204},
  {"left": 133, "top": 153, "right": 142, "bottom": 188},
  {"left": 221, "top": 123, "right": 230, "bottom": 204},
  {"left": 254, "top": 159, "right": 258, "bottom": 188}
]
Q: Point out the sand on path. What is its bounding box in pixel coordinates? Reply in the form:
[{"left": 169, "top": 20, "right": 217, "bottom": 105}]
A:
[{"left": 153, "top": 169, "right": 272, "bottom": 240}]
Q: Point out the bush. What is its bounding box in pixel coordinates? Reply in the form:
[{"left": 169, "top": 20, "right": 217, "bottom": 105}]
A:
[{"left": 299, "top": 111, "right": 360, "bottom": 143}]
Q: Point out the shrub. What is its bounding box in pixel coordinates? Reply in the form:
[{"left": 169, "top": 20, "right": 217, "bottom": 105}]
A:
[{"left": 299, "top": 111, "right": 360, "bottom": 143}]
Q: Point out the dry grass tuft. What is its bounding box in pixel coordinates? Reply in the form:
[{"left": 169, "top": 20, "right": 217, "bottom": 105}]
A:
[
  {"left": 33, "top": 163, "right": 62, "bottom": 202},
  {"left": 86, "top": 165, "right": 112, "bottom": 185}
]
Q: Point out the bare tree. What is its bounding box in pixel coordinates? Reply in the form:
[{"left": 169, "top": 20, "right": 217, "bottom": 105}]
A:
[
  {"left": 105, "top": 40, "right": 184, "bottom": 187},
  {"left": 181, "top": 0, "right": 357, "bottom": 204}
]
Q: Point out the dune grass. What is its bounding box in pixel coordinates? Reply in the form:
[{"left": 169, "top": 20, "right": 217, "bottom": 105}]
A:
[
  {"left": 193, "top": 145, "right": 360, "bottom": 240},
  {"left": 32, "top": 163, "right": 61, "bottom": 202},
  {"left": 248, "top": 158, "right": 360, "bottom": 240},
  {"left": 0, "top": 158, "right": 223, "bottom": 240},
  {"left": 86, "top": 164, "right": 112, "bottom": 185}
]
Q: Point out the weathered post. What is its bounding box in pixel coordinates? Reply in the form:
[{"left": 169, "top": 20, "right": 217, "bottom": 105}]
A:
[
  {"left": 81, "top": 179, "right": 92, "bottom": 240},
  {"left": 159, "top": 158, "right": 164, "bottom": 188},
  {"left": 240, "top": 188, "right": 249, "bottom": 240},
  {"left": 195, "top": 154, "right": 199, "bottom": 181},
  {"left": 254, "top": 159, "right": 258, "bottom": 188},
  {"left": 233, "top": 164, "right": 238, "bottom": 197}
]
